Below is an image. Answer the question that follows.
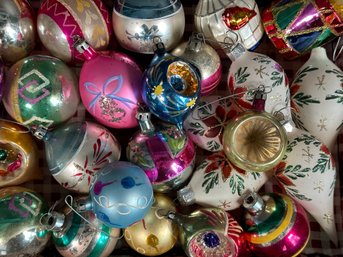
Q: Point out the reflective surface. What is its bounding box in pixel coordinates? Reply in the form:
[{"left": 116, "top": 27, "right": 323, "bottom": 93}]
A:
[{"left": 0, "top": 0, "right": 36, "bottom": 64}]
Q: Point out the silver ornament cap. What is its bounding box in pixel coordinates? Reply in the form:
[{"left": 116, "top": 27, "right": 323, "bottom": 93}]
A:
[{"left": 177, "top": 186, "right": 196, "bottom": 206}]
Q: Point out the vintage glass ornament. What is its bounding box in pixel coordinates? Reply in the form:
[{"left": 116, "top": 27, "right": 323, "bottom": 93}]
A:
[
  {"left": 45, "top": 202, "right": 120, "bottom": 257},
  {"left": 227, "top": 43, "right": 291, "bottom": 121},
  {"left": 0, "top": 120, "right": 41, "bottom": 187},
  {"left": 223, "top": 90, "right": 288, "bottom": 172},
  {"left": 31, "top": 121, "right": 121, "bottom": 193},
  {"left": 124, "top": 193, "right": 178, "bottom": 256},
  {"left": 166, "top": 207, "right": 237, "bottom": 257},
  {"left": 184, "top": 95, "right": 239, "bottom": 152},
  {"left": 0, "top": 0, "right": 36, "bottom": 64},
  {"left": 172, "top": 34, "right": 222, "bottom": 95},
  {"left": 127, "top": 110, "right": 195, "bottom": 193},
  {"left": 75, "top": 161, "right": 154, "bottom": 229},
  {"left": 76, "top": 40, "right": 143, "bottom": 129},
  {"left": 274, "top": 121, "right": 337, "bottom": 244},
  {"left": 0, "top": 186, "right": 50, "bottom": 257},
  {"left": 112, "top": 0, "right": 185, "bottom": 54},
  {"left": 291, "top": 46, "right": 343, "bottom": 152},
  {"left": 2, "top": 55, "right": 79, "bottom": 128},
  {"left": 177, "top": 151, "right": 270, "bottom": 211},
  {"left": 142, "top": 40, "right": 201, "bottom": 130},
  {"left": 194, "top": 0, "right": 264, "bottom": 55},
  {"left": 262, "top": 0, "right": 343, "bottom": 59},
  {"left": 38, "top": 0, "right": 112, "bottom": 64},
  {"left": 242, "top": 192, "right": 310, "bottom": 257}
]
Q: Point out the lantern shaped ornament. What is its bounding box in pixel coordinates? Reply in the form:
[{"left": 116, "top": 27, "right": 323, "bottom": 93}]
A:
[
  {"left": 242, "top": 192, "right": 310, "bottom": 257},
  {"left": 76, "top": 39, "right": 143, "bottom": 129},
  {"left": 142, "top": 40, "right": 201, "bottom": 130},
  {"left": 172, "top": 34, "right": 222, "bottom": 95},
  {"left": 194, "top": 0, "right": 264, "bottom": 55},
  {"left": 31, "top": 121, "right": 121, "bottom": 193},
  {"left": 223, "top": 89, "right": 288, "bottom": 172},
  {"left": 127, "top": 110, "right": 196, "bottom": 193},
  {"left": 0, "top": 120, "right": 41, "bottom": 187},
  {"left": 37, "top": 0, "right": 112, "bottom": 64},
  {"left": 112, "top": 0, "right": 185, "bottom": 54},
  {"left": 0, "top": 0, "right": 36, "bottom": 64},
  {"left": 74, "top": 161, "right": 154, "bottom": 229},
  {"left": 2, "top": 55, "right": 80, "bottom": 128},
  {"left": 262, "top": 0, "right": 343, "bottom": 59}
]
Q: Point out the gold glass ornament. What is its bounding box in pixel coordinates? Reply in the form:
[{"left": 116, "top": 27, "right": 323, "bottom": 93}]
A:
[
  {"left": 124, "top": 193, "right": 178, "bottom": 256},
  {"left": 0, "top": 120, "right": 41, "bottom": 187}
]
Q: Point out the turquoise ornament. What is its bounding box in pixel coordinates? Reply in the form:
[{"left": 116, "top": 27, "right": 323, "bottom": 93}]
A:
[
  {"left": 142, "top": 41, "right": 201, "bottom": 130},
  {"left": 75, "top": 161, "right": 154, "bottom": 228}
]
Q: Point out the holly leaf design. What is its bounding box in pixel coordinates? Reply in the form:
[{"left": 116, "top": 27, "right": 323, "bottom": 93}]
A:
[
  {"left": 202, "top": 172, "right": 219, "bottom": 194},
  {"left": 234, "top": 67, "right": 250, "bottom": 84},
  {"left": 291, "top": 112, "right": 307, "bottom": 132},
  {"left": 252, "top": 55, "right": 271, "bottom": 64},
  {"left": 325, "top": 69, "right": 343, "bottom": 82},
  {"left": 283, "top": 165, "right": 310, "bottom": 180},
  {"left": 325, "top": 89, "right": 343, "bottom": 103},
  {"left": 294, "top": 66, "right": 319, "bottom": 83},
  {"left": 207, "top": 140, "right": 221, "bottom": 151},
  {"left": 312, "top": 152, "right": 331, "bottom": 173},
  {"left": 251, "top": 172, "right": 261, "bottom": 180},
  {"left": 271, "top": 71, "right": 283, "bottom": 87},
  {"left": 229, "top": 174, "right": 245, "bottom": 195},
  {"left": 286, "top": 187, "right": 312, "bottom": 201},
  {"left": 292, "top": 92, "right": 320, "bottom": 107}
]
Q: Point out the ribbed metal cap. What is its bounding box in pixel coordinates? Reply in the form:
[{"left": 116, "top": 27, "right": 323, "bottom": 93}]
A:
[
  {"left": 243, "top": 192, "right": 265, "bottom": 216},
  {"left": 177, "top": 186, "right": 196, "bottom": 206}
]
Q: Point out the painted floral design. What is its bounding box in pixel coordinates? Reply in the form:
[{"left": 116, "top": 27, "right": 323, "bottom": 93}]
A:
[
  {"left": 151, "top": 83, "right": 164, "bottom": 99},
  {"left": 234, "top": 67, "right": 250, "bottom": 84},
  {"left": 228, "top": 75, "right": 252, "bottom": 110},
  {"left": 127, "top": 141, "right": 154, "bottom": 169},
  {"left": 160, "top": 125, "right": 186, "bottom": 157},
  {"left": 61, "top": 132, "right": 113, "bottom": 190}
]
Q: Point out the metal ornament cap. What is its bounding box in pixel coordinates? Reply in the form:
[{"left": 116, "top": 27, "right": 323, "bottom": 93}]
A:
[{"left": 177, "top": 186, "right": 196, "bottom": 206}]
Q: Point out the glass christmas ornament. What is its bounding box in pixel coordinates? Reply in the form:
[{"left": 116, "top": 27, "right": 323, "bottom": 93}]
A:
[
  {"left": 142, "top": 40, "right": 201, "bottom": 131},
  {"left": 194, "top": 0, "right": 264, "bottom": 55},
  {"left": 75, "top": 161, "right": 154, "bottom": 229},
  {"left": 45, "top": 201, "right": 120, "bottom": 257},
  {"left": 0, "top": 186, "right": 50, "bottom": 257},
  {"left": 227, "top": 43, "right": 291, "bottom": 122},
  {"left": 2, "top": 55, "right": 79, "bottom": 128},
  {"left": 124, "top": 193, "right": 178, "bottom": 256},
  {"left": 223, "top": 90, "right": 287, "bottom": 172},
  {"left": 0, "top": 120, "right": 41, "bottom": 187},
  {"left": 0, "top": 0, "right": 36, "bottom": 64},
  {"left": 242, "top": 192, "right": 310, "bottom": 257},
  {"left": 274, "top": 121, "right": 337, "bottom": 244},
  {"left": 38, "top": 0, "right": 112, "bottom": 65},
  {"left": 184, "top": 95, "right": 239, "bottom": 152},
  {"left": 31, "top": 121, "right": 121, "bottom": 193},
  {"left": 165, "top": 207, "right": 237, "bottom": 257},
  {"left": 172, "top": 34, "right": 222, "bottom": 96},
  {"left": 177, "top": 151, "right": 270, "bottom": 210},
  {"left": 262, "top": 0, "right": 343, "bottom": 59},
  {"left": 127, "top": 110, "right": 196, "bottom": 193},
  {"left": 76, "top": 39, "right": 143, "bottom": 129},
  {"left": 112, "top": 0, "right": 185, "bottom": 54},
  {"left": 291, "top": 46, "right": 343, "bottom": 152}
]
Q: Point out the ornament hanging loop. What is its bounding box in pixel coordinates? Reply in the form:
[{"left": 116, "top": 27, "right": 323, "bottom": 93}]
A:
[{"left": 333, "top": 36, "right": 343, "bottom": 63}]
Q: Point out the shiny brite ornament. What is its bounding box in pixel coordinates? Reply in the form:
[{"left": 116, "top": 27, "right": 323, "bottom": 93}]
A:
[
  {"left": 76, "top": 161, "right": 154, "bottom": 228},
  {"left": 0, "top": 0, "right": 36, "bottom": 64},
  {"left": 112, "top": 0, "right": 185, "bottom": 54},
  {"left": 142, "top": 41, "right": 201, "bottom": 130},
  {"left": 2, "top": 55, "right": 79, "bottom": 128},
  {"left": 127, "top": 111, "right": 196, "bottom": 193},
  {"left": 37, "top": 0, "right": 112, "bottom": 64},
  {"left": 77, "top": 40, "right": 143, "bottom": 129},
  {"left": 184, "top": 95, "right": 239, "bottom": 152},
  {"left": 33, "top": 121, "right": 121, "bottom": 193}
]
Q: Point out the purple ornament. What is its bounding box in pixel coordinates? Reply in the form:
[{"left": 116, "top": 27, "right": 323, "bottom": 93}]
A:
[{"left": 127, "top": 110, "right": 196, "bottom": 192}]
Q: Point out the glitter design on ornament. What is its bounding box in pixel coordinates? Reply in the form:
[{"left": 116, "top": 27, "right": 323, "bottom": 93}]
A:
[
  {"left": 222, "top": 6, "right": 257, "bottom": 30},
  {"left": 0, "top": 144, "right": 24, "bottom": 176},
  {"left": 126, "top": 24, "right": 162, "bottom": 53},
  {"left": 8, "top": 192, "right": 42, "bottom": 218},
  {"left": 99, "top": 96, "right": 126, "bottom": 123}
]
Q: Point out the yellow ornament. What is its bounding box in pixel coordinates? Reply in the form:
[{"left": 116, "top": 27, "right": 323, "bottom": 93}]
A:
[{"left": 124, "top": 193, "right": 178, "bottom": 256}]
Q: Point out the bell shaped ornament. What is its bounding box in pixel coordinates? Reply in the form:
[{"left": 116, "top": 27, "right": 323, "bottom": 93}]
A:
[
  {"left": 194, "top": 0, "right": 264, "bottom": 56},
  {"left": 31, "top": 121, "right": 121, "bottom": 193},
  {"left": 290, "top": 46, "right": 343, "bottom": 152},
  {"left": 112, "top": 0, "right": 185, "bottom": 54},
  {"left": 127, "top": 110, "right": 196, "bottom": 193},
  {"left": 142, "top": 40, "right": 201, "bottom": 130}
]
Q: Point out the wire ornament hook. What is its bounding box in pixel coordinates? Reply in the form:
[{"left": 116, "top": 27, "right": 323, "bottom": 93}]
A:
[{"left": 333, "top": 36, "right": 343, "bottom": 63}]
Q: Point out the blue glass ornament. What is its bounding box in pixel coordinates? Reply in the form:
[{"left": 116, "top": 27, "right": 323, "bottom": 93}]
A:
[
  {"left": 76, "top": 161, "right": 154, "bottom": 228},
  {"left": 142, "top": 40, "right": 201, "bottom": 130}
]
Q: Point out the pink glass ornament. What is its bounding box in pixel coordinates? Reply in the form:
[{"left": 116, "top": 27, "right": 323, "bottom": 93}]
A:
[
  {"left": 127, "top": 110, "right": 196, "bottom": 192},
  {"left": 77, "top": 40, "right": 143, "bottom": 129},
  {"left": 37, "top": 0, "right": 112, "bottom": 65},
  {"left": 243, "top": 192, "right": 310, "bottom": 257}
]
